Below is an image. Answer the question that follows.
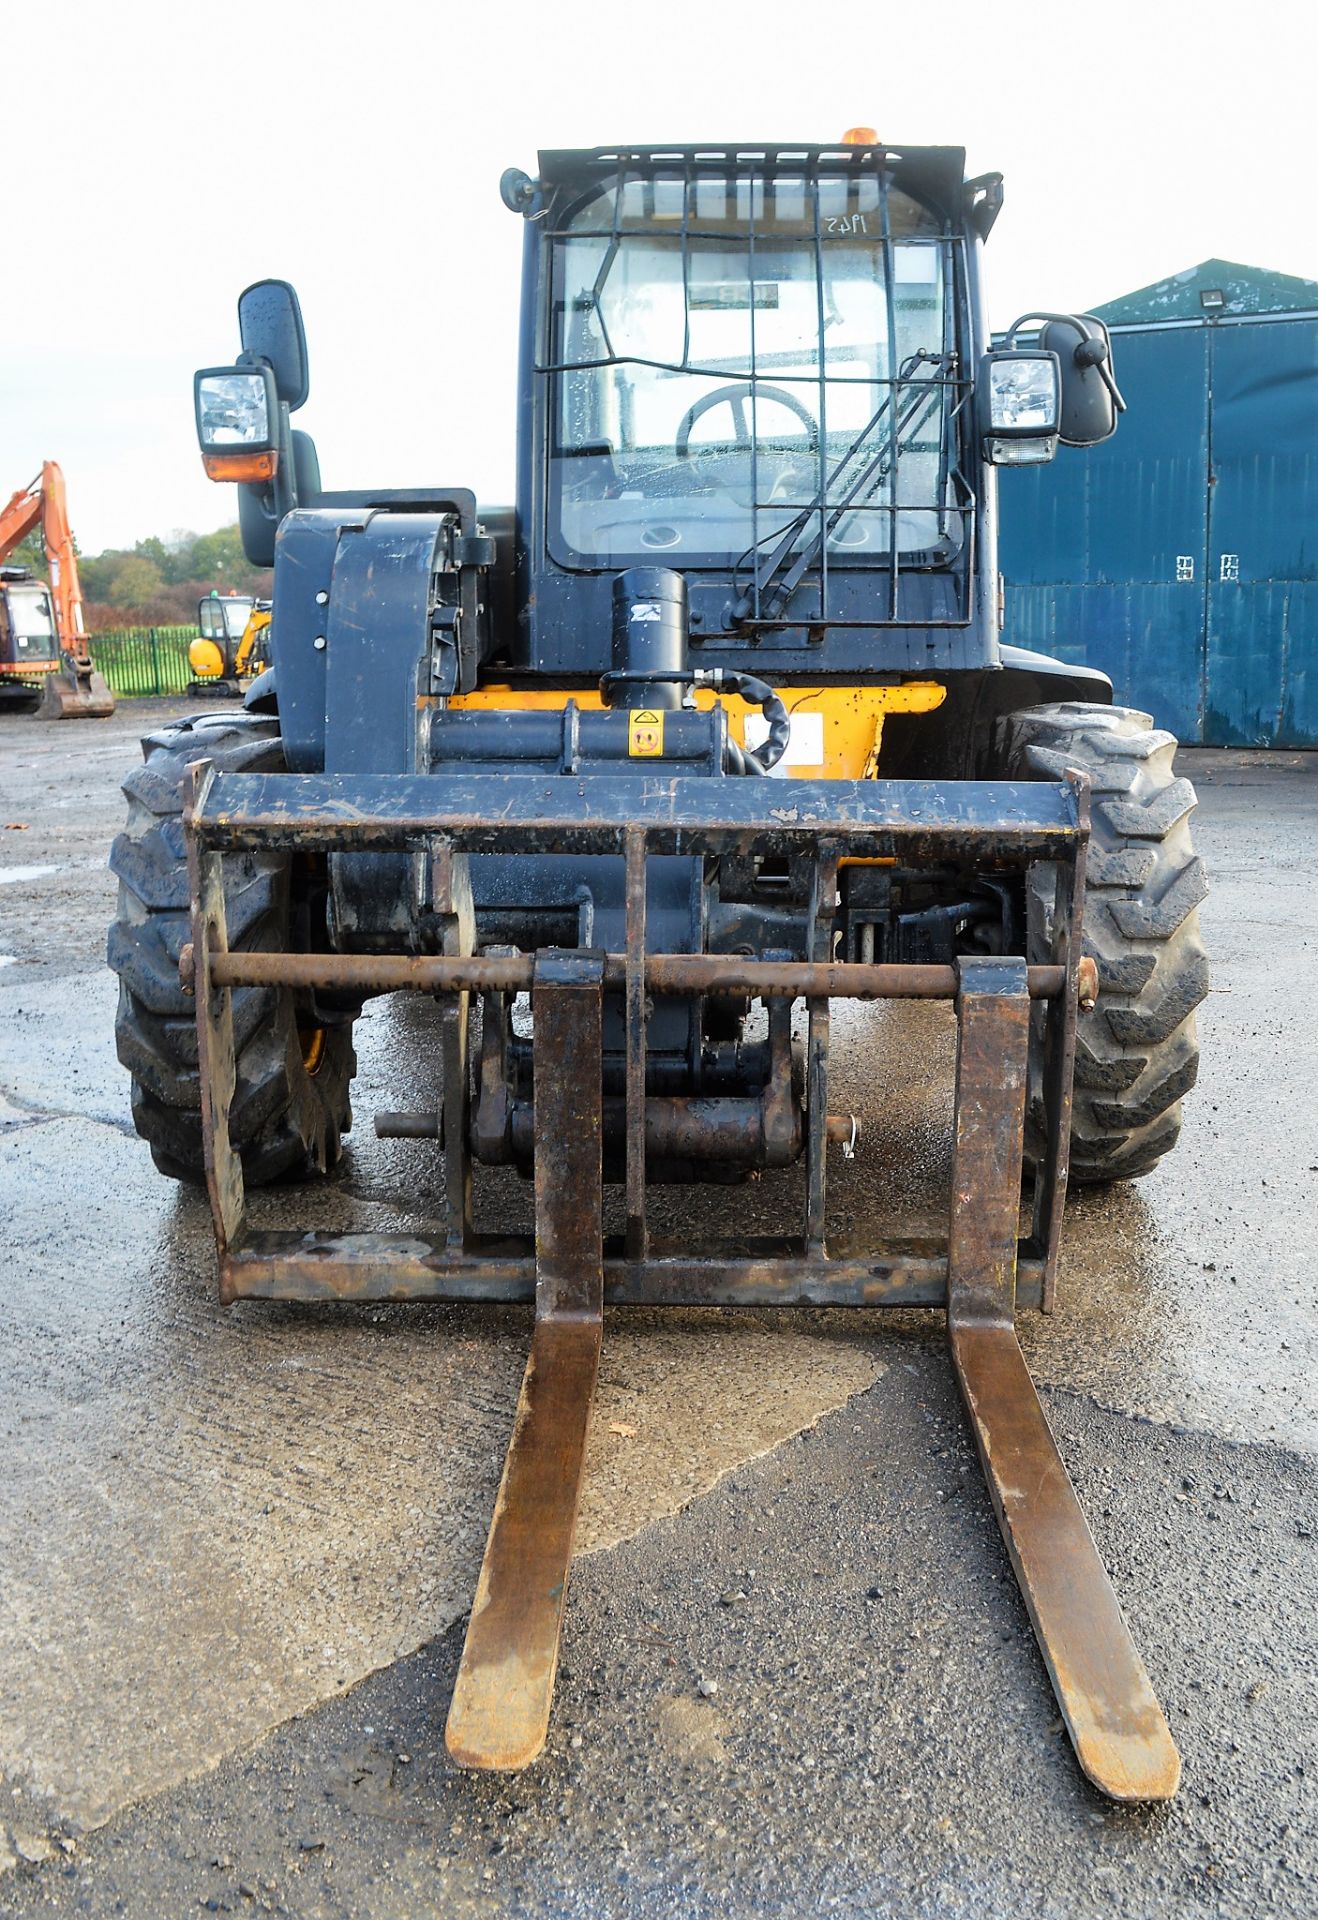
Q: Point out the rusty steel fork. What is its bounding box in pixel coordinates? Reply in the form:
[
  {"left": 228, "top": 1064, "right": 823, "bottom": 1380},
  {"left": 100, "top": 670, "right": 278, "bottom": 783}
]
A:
[
  {"left": 445, "top": 952, "right": 606, "bottom": 1771},
  {"left": 948, "top": 957, "right": 1181, "bottom": 1802},
  {"left": 443, "top": 945, "right": 1178, "bottom": 1796}
]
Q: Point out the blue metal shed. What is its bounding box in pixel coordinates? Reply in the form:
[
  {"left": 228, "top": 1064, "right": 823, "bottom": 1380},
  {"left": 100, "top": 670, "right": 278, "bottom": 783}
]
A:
[{"left": 998, "top": 261, "right": 1318, "bottom": 746}]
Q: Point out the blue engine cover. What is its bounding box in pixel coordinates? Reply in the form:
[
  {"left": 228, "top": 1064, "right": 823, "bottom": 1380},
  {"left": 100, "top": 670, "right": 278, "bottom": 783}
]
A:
[
  {"left": 271, "top": 506, "right": 447, "bottom": 774},
  {"left": 269, "top": 508, "right": 446, "bottom": 946}
]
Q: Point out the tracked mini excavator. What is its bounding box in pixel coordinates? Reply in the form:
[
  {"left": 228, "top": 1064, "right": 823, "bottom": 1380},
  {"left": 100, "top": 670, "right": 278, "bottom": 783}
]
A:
[
  {"left": 109, "top": 135, "right": 1208, "bottom": 1798},
  {"left": 0, "top": 462, "right": 114, "bottom": 717},
  {"left": 189, "top": 590, "right": 272, "bottom": 695}
]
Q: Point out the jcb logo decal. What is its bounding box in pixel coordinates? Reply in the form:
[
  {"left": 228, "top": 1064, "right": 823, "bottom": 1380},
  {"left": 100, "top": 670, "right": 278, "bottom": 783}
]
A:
[{"left": 629, "top": 709, "right": 665, "bottom": 757}]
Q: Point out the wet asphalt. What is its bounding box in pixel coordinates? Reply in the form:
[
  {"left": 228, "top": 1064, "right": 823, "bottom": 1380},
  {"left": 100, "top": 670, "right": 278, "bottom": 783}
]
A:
[{"left": 0, "top": 699, "right": 1314, "bottom": 1918}]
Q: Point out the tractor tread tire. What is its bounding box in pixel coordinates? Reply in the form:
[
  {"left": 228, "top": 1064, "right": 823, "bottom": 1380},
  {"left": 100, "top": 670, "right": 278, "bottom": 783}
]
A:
[
  {"left": 108, "top": 713, "right": 354, "bottom": 1185},
  {"left": 999, "top": 702, "right": 1208, "bottom": 1183}
]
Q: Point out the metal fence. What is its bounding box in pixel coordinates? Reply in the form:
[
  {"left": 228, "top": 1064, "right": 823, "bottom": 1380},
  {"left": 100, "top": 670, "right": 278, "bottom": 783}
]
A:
[{"left": 86, "top": 627, "right": 195, "bottom": 698}]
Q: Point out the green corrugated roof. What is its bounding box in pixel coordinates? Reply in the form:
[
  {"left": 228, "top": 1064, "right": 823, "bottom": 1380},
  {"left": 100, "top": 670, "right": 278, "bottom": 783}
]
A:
[{"left": 1093, "top": 259, "right": 1318, "bottom": 325}]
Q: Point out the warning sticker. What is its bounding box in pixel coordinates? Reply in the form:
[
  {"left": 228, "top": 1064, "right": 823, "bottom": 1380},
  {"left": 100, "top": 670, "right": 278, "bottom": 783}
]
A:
[{"left": 629, "top": 708, "right": 665, "bottom": 757}]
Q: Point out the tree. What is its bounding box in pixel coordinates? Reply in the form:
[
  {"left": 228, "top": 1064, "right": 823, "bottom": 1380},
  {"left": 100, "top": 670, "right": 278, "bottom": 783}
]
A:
[
  {"left": 108, "top": 555, "right": 165, "bottom": 608},
  {"left": 189, "top": 524, "right": 250, "bottom": 585},
  {"left": 78, "top": 551, "right": 125, "bottom": 603},
  {"left": 133, "top": 535, "right": 172, "bottom": 579},
  {"left": 73, "top": 524, "right": 271, "bottom": 627},
  {"left": 6, "top": 531, "right": 46, "bottom": 579}
]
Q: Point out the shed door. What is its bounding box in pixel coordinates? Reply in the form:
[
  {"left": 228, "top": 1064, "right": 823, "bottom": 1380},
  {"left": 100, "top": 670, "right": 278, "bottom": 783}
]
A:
[{"left": 1204, "top": 320, "right": 1318, "bottom": 746}]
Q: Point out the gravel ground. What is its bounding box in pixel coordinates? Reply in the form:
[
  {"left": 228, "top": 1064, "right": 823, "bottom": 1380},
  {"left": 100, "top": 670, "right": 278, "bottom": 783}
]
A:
[
  {"left": 0, "top": 698, "right": 1314, "bottom": 1917},
  {"left": 1, "top": 1371, "right": 1312, "bottom": 1920}
]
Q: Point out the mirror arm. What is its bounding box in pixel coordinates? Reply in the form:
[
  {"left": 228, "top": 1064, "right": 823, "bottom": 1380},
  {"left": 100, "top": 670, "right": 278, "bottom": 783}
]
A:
[
  {"left": 1093, "top": 353, "right": 1126, "bottom": 415},
  {"left": 1004, "top": 312, "right": 1125, "bottom": 416},
  {"left": 271, "top": 400, "right": 299, "bottom": 517},
  {"left": 1003, "top": 310, "right": 1094, "bottom": 349},
  {"left": 231, "top": 352, "right": 300, "bottom": 516}
]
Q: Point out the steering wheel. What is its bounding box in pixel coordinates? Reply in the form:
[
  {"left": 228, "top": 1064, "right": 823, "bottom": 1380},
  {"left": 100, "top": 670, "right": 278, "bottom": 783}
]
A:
[{"left": 675, "top": 382, "right": 819, "bottom": 502}]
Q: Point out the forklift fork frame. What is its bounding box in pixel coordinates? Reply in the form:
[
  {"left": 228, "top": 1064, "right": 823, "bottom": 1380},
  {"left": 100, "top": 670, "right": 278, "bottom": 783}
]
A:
[{"left": 182, "top": 761, "right": 1180, "bottom": 1800}]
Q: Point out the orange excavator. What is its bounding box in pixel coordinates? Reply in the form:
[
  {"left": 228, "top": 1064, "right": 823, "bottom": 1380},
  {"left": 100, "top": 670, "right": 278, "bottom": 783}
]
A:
[{"left": 0, "top": 461, "right": 114, "bottom": 718}]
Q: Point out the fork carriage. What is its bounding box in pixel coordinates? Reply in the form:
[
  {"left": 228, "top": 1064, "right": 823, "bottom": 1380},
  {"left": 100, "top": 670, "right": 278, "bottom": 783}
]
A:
[{"left": 181, "top": 760, "right": 1180, "bottom": 1800}]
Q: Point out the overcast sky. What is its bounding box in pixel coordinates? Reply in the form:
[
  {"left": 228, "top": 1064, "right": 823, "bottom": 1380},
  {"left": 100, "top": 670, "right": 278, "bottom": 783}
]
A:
[{"left": 6, "top": 0, "right": 1315, "bottom": 555}]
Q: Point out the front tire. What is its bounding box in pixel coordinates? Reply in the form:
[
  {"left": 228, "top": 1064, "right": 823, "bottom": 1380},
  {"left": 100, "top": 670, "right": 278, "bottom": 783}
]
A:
[
  {"left": 107, "top": 712, "right": 355, "bottom": 1184},
  {"left": 999, "top": 702, "right": 1209, "bottom": 1183}
]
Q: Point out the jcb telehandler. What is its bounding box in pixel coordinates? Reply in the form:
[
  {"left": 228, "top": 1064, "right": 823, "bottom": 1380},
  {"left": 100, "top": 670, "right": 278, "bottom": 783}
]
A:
[{"left": 109, "top": 135, "right": 1207, "bottom": 1799}]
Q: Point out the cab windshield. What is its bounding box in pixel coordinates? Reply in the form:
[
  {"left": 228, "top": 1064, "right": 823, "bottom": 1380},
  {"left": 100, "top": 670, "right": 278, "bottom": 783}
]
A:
[
  {"left": 8, "top": 587, "right": 58, "bottom": 651},
  {"left": 548, "top": 167, "right": 962, "bottom": 583},
  {"left": 199, "top": 596, "right": 253, "bottom": 642}
]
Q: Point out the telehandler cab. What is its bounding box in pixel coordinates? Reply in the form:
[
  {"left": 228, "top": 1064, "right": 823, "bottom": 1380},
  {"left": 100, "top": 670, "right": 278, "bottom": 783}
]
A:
[{"left": 109, "top": 134, "right": 1207, "bottom": 1798}]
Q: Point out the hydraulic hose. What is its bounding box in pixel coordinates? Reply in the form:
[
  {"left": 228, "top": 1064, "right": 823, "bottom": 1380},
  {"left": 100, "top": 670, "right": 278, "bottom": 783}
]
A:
[
  {"left": 695, "top": 668, "right": 791, "bottom": 774},
  {"left": 598, "top": 666, "right": 792, "bottom": 775}
]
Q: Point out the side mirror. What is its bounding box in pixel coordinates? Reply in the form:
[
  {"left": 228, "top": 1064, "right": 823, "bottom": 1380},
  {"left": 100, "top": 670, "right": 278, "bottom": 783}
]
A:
[
  {"left": 1039, "top": 315, "right": 1122, "bottom": 446},
  {"left": 1000, "top": 313, "right": 1125, "bottom": 449},
  {"left": 237, "top": 278, "right": 309, "bottom": 410},
  {"left": 195, "top": 280, "right": 316, "bottom": 563}
]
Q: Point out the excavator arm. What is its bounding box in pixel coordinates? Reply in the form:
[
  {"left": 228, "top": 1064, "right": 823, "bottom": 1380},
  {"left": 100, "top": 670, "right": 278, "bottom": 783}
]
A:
[
  {"left": 0, "top": 480, "right": 42, "bottom": 562},
  {"left": 37, "top": 462, "right": 89, "bottom": 658},
  {"left": 233, "top": 606, "right": 271, "bottom": 677}
]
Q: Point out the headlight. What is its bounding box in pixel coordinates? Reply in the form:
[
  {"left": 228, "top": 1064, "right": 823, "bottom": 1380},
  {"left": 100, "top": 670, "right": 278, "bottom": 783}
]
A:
[
  {"left": 193, "top": 364, "right": 279, "bottom": 482},
  {"left": 984, "top": 435, "right": 1058, "bottom": 466},
  {"left": 195, "top": 369, "right": 273, "bottom": 449},
  {"left": 978, "top": 349, "right": 1061, "bottom": 466},
  {"left": 986, "top": 354, "right": 1059, "bottom": 432}
]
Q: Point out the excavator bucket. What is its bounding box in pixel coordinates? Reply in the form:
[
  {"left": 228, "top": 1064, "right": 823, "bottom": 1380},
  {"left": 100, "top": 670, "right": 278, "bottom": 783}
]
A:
[{"left": 37, "top": 658, "right": 114, "bottom": 719}]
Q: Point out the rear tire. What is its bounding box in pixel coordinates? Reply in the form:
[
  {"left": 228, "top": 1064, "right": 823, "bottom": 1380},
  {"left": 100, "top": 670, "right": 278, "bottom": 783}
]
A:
[
  {"left": 107, "top": 712, "right": 355, "bottom": 1184},
  {"left": 998, "top": 702, "right": 1209, "bottom": 1183}
]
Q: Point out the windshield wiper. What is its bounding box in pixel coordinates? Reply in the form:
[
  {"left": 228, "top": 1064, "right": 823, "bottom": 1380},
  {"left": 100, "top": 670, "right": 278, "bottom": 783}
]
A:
[{"left": 732, "top": 349, "right": 955, "bottom": 624}]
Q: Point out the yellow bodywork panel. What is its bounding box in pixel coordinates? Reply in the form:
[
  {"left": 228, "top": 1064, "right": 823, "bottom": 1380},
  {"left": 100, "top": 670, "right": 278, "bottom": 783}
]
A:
[
  {"left": 188, "top": 637, "right": 226, "bottom": 680},
  {"left": 445, "top": 681, "right": 946, "bottom": 780}
]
